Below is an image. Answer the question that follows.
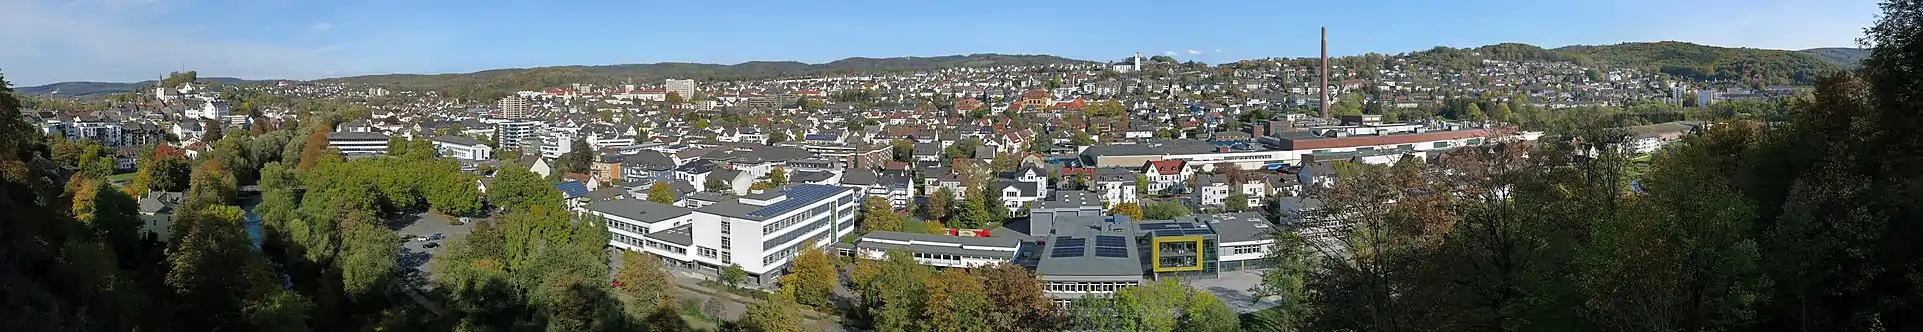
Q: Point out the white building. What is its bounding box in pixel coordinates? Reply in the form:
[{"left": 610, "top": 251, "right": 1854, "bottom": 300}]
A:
[
  {"left": 326, "top": 132, "right": 390, "bottom": 156},
  {"left": 844, "top": 231, "right": 1022, "bottom": 268},
  {"left": 665, "top": 79, "right": 697, "bottom": 100},
  {"left": 183, "top": 100, "right": 231, "bottom": 120},
  {"left": 589, "top": 198, "right": 699, "bottom": 263},
  {"left": 432, "top": 136, "right": 494, "bottom": 160},
  {"left": 691, "top": 184, "right": 858, "bottom": 285},
  {"left": 495, "top": 121, "right": 541, "bottom": 149},
  {"left": 499, "top": 96, "right": 532, "bottom": 119}
]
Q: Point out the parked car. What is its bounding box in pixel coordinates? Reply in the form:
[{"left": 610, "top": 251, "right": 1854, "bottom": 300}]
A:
[
  {"left": 430, "top": 233, "right": 445, "bottom": 240},
  {"left": 424, "top": 242, "right": 441, "bottom": 248}
]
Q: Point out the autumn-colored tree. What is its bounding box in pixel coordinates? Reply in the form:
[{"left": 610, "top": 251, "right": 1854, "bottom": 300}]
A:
[
  {"left": 741, "top": 291, "right": 805, "bottom": 332},
  {"left": 646, "top": 182, "right": 674, "bottom": 204},
  {"left": 614, "top": 250, "right": 678, "bottom": 318},
  {"left": 1111, "top": 202, "right": 1145, "bottom": 220},
  {"left": 779, "top": 244, "right": 836, "bottom": 308},
  {"left": 860, "top": 196, "right": 902, "bottom": 232},
  {"left": 925, "top": 187, "right": 953, "bottom": 222},
  {"left": 296, "top": 128, "right": 331, "bottom": 170}
]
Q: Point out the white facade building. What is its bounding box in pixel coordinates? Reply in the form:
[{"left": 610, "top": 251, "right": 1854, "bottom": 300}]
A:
[
  {"left": 432, "top": 136, "right": 494, "bottom": 160},
  {"left": 326, "top": 132, "right": 390, "bottom": 155},
  {"left": 692, "top": 184, "right": 858, "bottom": 285},
  {"left": 665, "top": 79, "right": 697, "bottom": 100}
]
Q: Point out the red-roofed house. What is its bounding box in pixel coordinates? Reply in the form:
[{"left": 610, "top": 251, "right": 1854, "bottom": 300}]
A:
[{"left": 1142, "top": 159, "right": 1191, "bottom": 194}]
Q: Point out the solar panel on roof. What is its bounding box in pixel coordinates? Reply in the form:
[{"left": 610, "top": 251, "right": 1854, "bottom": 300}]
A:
[
  {"left": 1096, "top": 235, "right": 1128, "bottom": 247},
  {"left": 747, "top": 184, "right": 844, "bottom": 218},
  {"left": 1094, "top": 247, "right": 1130, "bottom": 258},
  {"left": 1051, "top": 247, "right": 1084, "bottom": 258}
]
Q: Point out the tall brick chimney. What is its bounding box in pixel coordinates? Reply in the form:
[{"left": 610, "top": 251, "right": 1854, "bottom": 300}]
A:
[{"left": 1320, "top": 27, "right": 1329, "bottom": 120}]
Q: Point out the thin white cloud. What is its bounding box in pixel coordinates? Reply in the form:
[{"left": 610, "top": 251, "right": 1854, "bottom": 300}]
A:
[
  {"left": 1186, "top": 50, "right": 1203, "bottom": 55},
  {"left": 0, "top": 0, "right": 341, "bottom": 85},
  {"left": 1162, "top": 51, "right": 1178, "bottom": 56},
  {"left": 309, "top": 22, "right": 333, "bottom": 32},
  {"left": 1214, "top": 49, "right": 1222, "bottom": 53}
]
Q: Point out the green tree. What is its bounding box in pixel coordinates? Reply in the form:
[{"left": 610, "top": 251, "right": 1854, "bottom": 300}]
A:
[
  {"left": 1142, "top": 201, "right": 1191, "bottom": 220},
  {"left": 767, "top": 166, "right": 787, "bottom": 184},
  {"left": 614, "top": 251, "right": 678, "bottom": 317},
  {"left": 1225, "top": 193, "right": 1250, "bottom": 212},
  {"left": 925, "top": 187, "right": 953, "bottom": 222},
  {"left": 741, "top": 291, "right": 805, "bottom": 332},
  {"left": 956, "top": 186, "right": 991, "bottom": 229},
  {"left": 721, "top": 264, "right": 747, "bottom": 290},
  {"left": 1181, "top": 292, "right": 1241, "bottom": 332},
  {"left": 861, "top": 196, "right": 902, "bottom": 232},
  {"left": 646, "top": 182, "right": 675, "bottom": 204},
  {"left": 780, "top": 244, "right": 836, "bottom": 308},
  {"left": 891, "top": 139, "right": 915, "bottom": 162},
  {"left": 488, "top": 165, "right": 561, "bottom": 211},
  {"left": 1464, "top": 103, "right": 1486, "bottom": 122}
]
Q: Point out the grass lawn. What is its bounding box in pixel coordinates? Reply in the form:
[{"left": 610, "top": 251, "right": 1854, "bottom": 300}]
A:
[
  {"left": 106, "top": 172, "right": 137, "bottom": 184},
  {"left": 682, "top": 315, "right": 718, "bottom": 331},
  {"left": 902, "top": 220, "right": 927, "bottom": 234}
]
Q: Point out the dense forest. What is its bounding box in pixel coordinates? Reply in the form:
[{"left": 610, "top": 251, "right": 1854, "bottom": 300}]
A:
[{"left": 4, "top": 2, "right": 1923, "bottom": 331}]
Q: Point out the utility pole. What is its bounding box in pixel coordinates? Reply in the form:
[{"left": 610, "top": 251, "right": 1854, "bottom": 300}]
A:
[{"left": 1320, "top": 27, "right": 1330, "bottom": 120}]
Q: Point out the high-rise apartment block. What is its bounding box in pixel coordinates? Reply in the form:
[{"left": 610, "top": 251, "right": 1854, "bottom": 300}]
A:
[
  {"left": 498, "top": 96, "right": 531, "bottom": 119},
  {"left": 665, "top": 79, "right": 696, "bottom": 101}
]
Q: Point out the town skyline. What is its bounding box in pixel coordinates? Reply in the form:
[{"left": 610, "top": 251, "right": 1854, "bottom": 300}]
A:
[{"left": 0, "top": 0, "right": 1881, "bottom": 86}]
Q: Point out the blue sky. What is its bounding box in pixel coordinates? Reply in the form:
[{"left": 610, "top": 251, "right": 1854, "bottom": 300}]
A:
[{"left": 0, "top": 0, "right": 1883, "bottom": 86}]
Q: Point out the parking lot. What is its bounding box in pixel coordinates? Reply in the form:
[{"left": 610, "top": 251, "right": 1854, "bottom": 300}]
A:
[
  {"left": 1186, "top": 270, "right": 1279, "bottom": 313},
  {"left": 390, "top": 209, "right": 479, "bottom": 290}
]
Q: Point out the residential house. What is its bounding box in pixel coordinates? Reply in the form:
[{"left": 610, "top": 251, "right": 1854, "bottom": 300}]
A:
[{"left": 1142, "top": 160, "right": 1191, "bottom": 194}]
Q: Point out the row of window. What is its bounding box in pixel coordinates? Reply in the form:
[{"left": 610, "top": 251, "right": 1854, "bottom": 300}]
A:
[
  {"left": 612, "top": 233, "right": 646, "bottom": 249},
  {"left": 609, "top": 218, "right": 649, "bottom": 235},
  {"left": 763, "top": 218, "right": 829, "bottom": 251},
  {"left": 1228, "top": 244, "right": 1272, "bottom": 255},
  {"left": 762, "top": 203, "right": 832, "bottom": 235},
  {"left": 698, "top": 247, "right": 719, "bottom": 259},
  {"left": 1045, "top": 281, "right": 1139, "bottom": 294}
]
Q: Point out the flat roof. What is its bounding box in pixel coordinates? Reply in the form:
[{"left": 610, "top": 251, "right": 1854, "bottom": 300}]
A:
[
  {"left": 644, "top": 224, "right": 694, "bottom": 246},
  {"left": 588, "top": 198, "right": 692, "bottom": 224},
  {"left": 861, "top": 230, "right": 1023, "bottom": 249},
  {"left": 1036, "top": 216, "right": 1143, "bottom": 278},
  {"left": 695, "top": 184, "right": 850, "bottom": 221},
  {"left": 1036, "top": 190, "right": 1102, "bottom": 210},
  {"left": 856, "top": 231, "right": 1023, "bottom": 259},
  {"left": 1196, "top": 212, "right": 1274, "bottom": 244}
]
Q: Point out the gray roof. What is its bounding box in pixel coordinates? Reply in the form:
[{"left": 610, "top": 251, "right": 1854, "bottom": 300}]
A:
[
  {"left": 791, "top": 170, "right": 834, "bottom": 183},
  {"left": 587, "top": 198, "right": 692, "bottom": 224},
  {"left": 1196, "top": 212, "right": 1274, "bottom": 244},
  {"left": 1035, "top": 215, "right": 1144, "bottom": 279},
  {"left": 992, "top": 180, "right": 1040, "bottom": 198},
  {"left": 840, "top": 168, "right": 879, "bottom": 186},
  {"left": 695, "top": 184, "right": 852, "bottom": 221},
  {"left": 1036, "top": 190, "right": 1102, "bottom": 210},
  {"left": 857, "top": 231, "right": 1023, "bottom": 258},
  {"left": 433, "top": 135, "right": 487, "bottom": 146},
  {"left": 137, "top": 191, "right": 183, "bottom": 214},
  {"left": 623, "top": 152, "right": 675, "bottom": 170},
  {"left": 327, "top": 131, "right": 389, "bottom": 140},
  {"left": 913, "top": 143, "right": 941, "bottom": 155},
  {"left": 644, "top": 224, "right": 695, "bottom": 246}
]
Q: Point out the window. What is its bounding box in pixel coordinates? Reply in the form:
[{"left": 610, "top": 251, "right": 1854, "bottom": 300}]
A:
[
  {"left": 1312, "top": 149, "right": 1330, "bottom": 154},
  {"left": 699, "top": 247, "right": 718, "bottom": 258},
  {"left": 1467, "top": 138, "right": 1483, "bottom": 145},
  {"left": 1397, "top": 144, "right": 1414, "bottom": 150},
  {"left": 1433, "top": 142, "right": 1450, "bottom": 149}
]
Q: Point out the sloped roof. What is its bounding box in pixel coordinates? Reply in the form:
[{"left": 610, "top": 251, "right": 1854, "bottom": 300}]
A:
[{"left": 553, "top": 181, "right": 590, "bottom": 198}]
